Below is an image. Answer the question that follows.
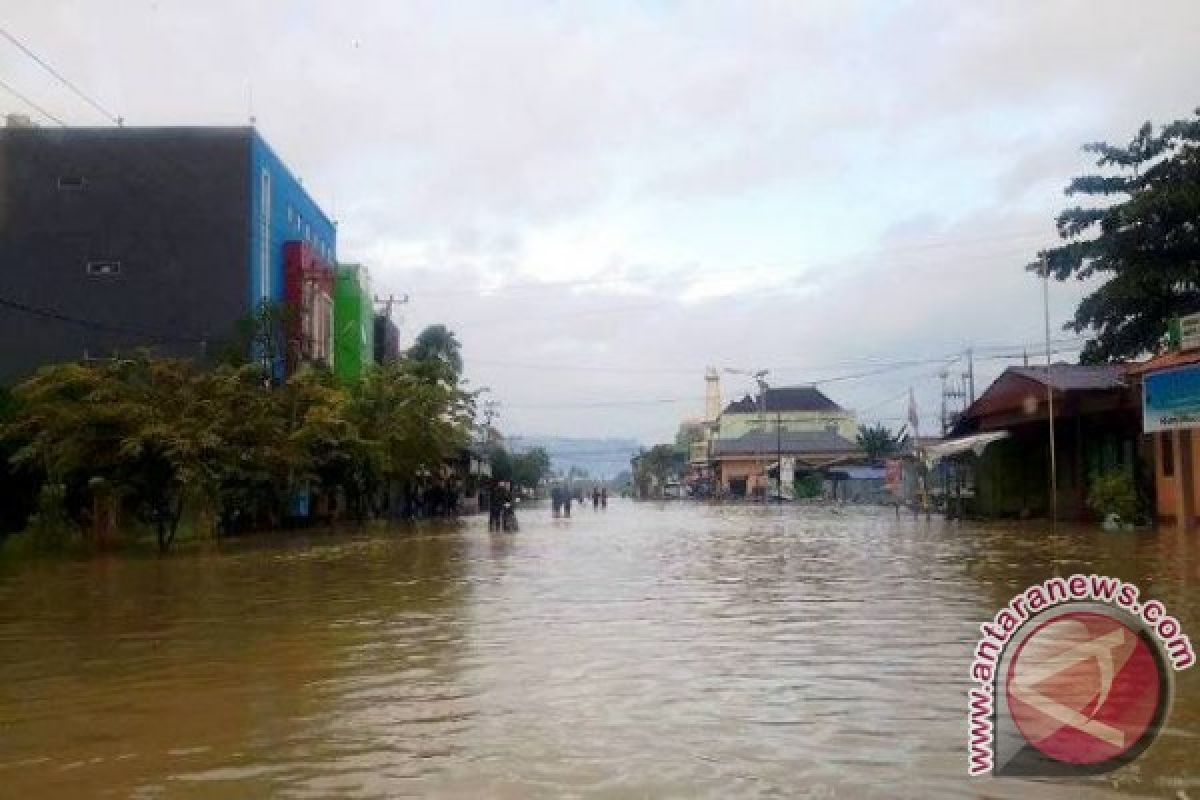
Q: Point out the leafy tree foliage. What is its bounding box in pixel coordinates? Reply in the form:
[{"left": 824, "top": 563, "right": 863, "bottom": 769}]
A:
[
  {"left": 632, "top": 443, "right": 685, "bottom": 497},
  {"left": 486, "top": 444, "right": 551, "bottom": 489},
  {"left": 408, "top": 324, "right": 464, "bottom": 377},
  {"left": 511, "top": 447, "right": 551, "bottom": 489},
  {"left": 1038, "top": 110, "right": 1200, "bottom": 362},
  {"left": 3, "top": 349, "right": 473, "bottom": 551},
  {"left": 856, "top": 423, "right": 910, "bottom": 460}
]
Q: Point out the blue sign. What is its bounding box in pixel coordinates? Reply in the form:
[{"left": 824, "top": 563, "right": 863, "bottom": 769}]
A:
[{"left": 1144, "top": 364, "right": 1200, "bottom": 432}]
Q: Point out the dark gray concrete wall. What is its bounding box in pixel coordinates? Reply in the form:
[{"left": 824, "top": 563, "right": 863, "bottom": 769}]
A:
[{"left": 0, "top": 127, "right": 253, "bottom": 383}]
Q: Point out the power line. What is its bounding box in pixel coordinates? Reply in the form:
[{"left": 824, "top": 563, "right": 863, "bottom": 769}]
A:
[
  {"left": 0, "top": 294, "right": 207, "bottom": 345},
  {"left": 0, "top": 74, "right": 65, "bottom": 125},
  {"left": 405, "top": 228, "right": 1052, "bottom": 300},
  {"left": 0, "top": 26, "right": 121, "bottom": 124}
]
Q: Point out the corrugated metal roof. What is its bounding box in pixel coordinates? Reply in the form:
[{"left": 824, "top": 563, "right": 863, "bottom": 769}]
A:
[{"left": 1008, "top": 364, "right": 1127, "bottom": 392}]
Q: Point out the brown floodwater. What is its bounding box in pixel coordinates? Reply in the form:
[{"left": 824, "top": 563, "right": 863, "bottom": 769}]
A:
[{"left": 0, "top": 501, "right": 1198, "bottom": 798}]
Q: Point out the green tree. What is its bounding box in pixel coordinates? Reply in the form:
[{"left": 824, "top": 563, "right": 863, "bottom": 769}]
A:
[
  {"left": 351, "top": 358, "right": 472, "bottom": 490},
  {"left": 489, "top": 444, "right": 514, "bottom": 482},
  {"left": 632, "top": 443, "right": 684, "bottom": 497},
  {"left": 1037, "top": 110, "right": 1200, "bottom": 362},
  {"left": 856, "top": 423, "right": 909, "bottom": 460},
  {"left": 287, "top": 367, "right": 373, "bottom": 519},
  {"left": 6, "top": 356, "right": 223, "bottom": 550},
  {"left": 408, "top": 324, "right": 464, "bottom": 376},
  {"left": 219, "top": 301, "right": 299, "bottom": 381},
  {"left": 512, "top": 447, "right": 551, "bottom": 489}
]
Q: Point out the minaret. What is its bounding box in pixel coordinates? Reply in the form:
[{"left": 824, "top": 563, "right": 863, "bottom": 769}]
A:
[{"left": 704, "top": 367, "right": 721, "bottom": 423}]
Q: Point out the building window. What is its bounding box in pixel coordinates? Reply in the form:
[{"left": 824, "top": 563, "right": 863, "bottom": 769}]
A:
[
  {"left": 259, "top": 169, "right": 271, "bottom": 299},
  {"left": 86, "top": 260, "right": 121, "bottom": 277},
  {"left": 58, "top": 176, "right": 86, "bottom": 190},
  {"left": 1162, "top": 432, "right": 1175, "bottom": 478},
  {"left": 287, "top": 206, "right": 295, "bottom": 224}
]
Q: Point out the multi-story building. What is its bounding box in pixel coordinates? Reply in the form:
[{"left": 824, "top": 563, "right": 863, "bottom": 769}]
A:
[
  {"left": 717, "top": 386, "right": 858, "bottom": 441},
  {"left": 711, "top": 385, "right": 862, "bottom": 498},
  {"left": 0, "top": 124, "right": 336, "bottom": 383}
]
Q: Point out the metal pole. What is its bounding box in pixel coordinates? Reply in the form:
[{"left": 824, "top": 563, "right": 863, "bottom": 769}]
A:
[
  {"left": 777, "top": 409, "right": 782, "bottom": 504},
  {"left": 759, "top": 386, "right": 766, "bottom": 501},
  {"left": 1043, "top": 255, "right": 1058, "bottom": 530}
]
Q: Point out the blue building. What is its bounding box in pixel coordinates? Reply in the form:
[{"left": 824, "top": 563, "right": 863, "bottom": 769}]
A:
[
  {"left": 249, "top": 133, "right": 337, "bottom": 312},
  {"left": 0, "top": 125, "right": 336, "bottom": 382}
]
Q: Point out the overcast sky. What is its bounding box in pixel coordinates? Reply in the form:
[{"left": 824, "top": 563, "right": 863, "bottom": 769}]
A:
[{"left": 4, "top": 1, "right": 1199, "bottom": 443}]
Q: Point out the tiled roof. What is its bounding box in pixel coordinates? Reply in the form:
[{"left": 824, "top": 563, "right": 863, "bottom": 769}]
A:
[
  {"left": 1127, "top": 350, "right": 1200, "bottom": 377},
  {"left": 722, "top": 386, "right": 843, "bottom": 414},
  {"left": 711, "top": 429, "right": 860, "bottom": 456}
]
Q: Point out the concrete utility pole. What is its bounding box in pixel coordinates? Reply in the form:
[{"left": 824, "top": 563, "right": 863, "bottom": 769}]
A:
[{"left": 966, "top": 347, "right": 976, "bottom": 405}]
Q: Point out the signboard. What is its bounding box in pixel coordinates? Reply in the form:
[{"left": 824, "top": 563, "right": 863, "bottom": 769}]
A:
[
  {"left": 1182, "top": 312, "right": 1200, "bottom": 352},
  {"left": 1144, "top": 363, "right": 1200, "bottom": 432},
  {"left": 884, "top": 459, "right": 903, "bottom": 489}
]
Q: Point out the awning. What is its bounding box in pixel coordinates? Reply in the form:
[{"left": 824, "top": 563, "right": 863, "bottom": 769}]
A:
[{"left": 923, "top": 431, "right": 1010, "bottom": 463}]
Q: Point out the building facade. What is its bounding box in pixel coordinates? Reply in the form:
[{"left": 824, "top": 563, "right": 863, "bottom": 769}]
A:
[
  {"left": 947, "top": 365, "right": 1143, "bottom": 520},
  {"left": 716, "top": 386, "right": 857, "bottom": 441},
  {"left": 1130, "top": 350, "right": 1200, "bottom": 528},
  {"left": 0, "top": 125, "right": 335, "bottom": 383},
  {"left": 333, "top": 263, "right": 374, "bottom": 385}
]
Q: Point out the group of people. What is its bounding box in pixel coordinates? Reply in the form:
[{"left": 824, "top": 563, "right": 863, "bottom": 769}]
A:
[{"left": 550, "top": 485, "right": 607, "bottom": 517}]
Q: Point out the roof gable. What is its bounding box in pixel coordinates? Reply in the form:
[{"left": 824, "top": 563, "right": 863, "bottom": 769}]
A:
[{"left": 722, "top": 386, "right": 843, "bottom": 414}]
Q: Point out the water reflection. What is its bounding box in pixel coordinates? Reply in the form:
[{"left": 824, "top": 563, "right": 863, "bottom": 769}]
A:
[{"left": 0, "top": 503, "right": 1196, "bottom": 797}]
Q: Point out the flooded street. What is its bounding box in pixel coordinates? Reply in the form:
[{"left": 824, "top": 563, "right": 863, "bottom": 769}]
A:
[{"left": 1, "top": 501, "right": 1198, "bottom": 799}]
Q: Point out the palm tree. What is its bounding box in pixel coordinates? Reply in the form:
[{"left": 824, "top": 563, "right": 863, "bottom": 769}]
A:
[
  {"left": 856, "top": 423, "right": 910, "bottom": 460},
  {"left": 408, "top": 324, "right": 463, "bottom": 376}
]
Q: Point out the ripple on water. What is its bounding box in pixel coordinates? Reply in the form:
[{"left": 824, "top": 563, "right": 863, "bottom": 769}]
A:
[{"left": 0, "top": 503, "right": 1197, "bottom": 798}]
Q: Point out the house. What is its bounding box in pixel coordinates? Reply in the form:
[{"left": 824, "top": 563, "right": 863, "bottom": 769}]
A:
[
  {"left": 0, "top": 124, "right": 336, "bottom": 382},
  {"left": 945, "top": 364, "right": 1143, "bottom": 520},
  {"left": 1128, "top": 350, "right": 1200, "bottom": 528},
  {"left": 707, "top": 385, "right": 861, "bottom": 497},
  {"left": 711, "top": 429, "right": 862, "bottom": 498},
  {"left": 717, "top": 385, "right": 857, "bottom": 441}
]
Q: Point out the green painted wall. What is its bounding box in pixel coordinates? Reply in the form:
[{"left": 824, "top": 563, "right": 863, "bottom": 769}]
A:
[{"left": 334, "top": 264, "right": 374, "bottom": 384}]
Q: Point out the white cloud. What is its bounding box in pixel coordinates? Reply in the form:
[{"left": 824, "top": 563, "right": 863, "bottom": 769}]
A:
[{"left": 2, "top": 0, "right": 1197, "bottom": 439}]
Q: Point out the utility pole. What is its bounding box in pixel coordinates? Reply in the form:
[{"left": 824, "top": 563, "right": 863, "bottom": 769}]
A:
[
  {"left": 776, "top": 409, "right": 783, "bottom": 504},
  {"left": 966, "top": 346, "right": 976, "bottom": 405},
  {"left": 755, "top": 372, "right": 770, "bottom": 501},
  {"left": 939, "top": 370, "right": 949, "bottom": 435},
  {"left": 481, "top": 399, "right": 499, "bottom": 446},
  {"left": 1042, "top": 255, "right": 1058, "bottom": 531}
]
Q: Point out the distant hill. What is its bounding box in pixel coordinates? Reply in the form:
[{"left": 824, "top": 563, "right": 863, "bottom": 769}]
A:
[{"left": 507, "top": 436, "right": 641, "bottom": 480}]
